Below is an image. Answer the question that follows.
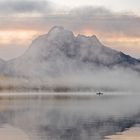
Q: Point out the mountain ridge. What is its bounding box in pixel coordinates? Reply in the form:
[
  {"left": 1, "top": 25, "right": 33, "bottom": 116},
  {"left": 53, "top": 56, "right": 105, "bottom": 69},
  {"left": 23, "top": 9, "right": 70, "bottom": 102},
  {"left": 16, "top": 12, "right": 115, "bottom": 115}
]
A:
[{"left": 2, "top": 26, "right": 140, "bottom": 78}]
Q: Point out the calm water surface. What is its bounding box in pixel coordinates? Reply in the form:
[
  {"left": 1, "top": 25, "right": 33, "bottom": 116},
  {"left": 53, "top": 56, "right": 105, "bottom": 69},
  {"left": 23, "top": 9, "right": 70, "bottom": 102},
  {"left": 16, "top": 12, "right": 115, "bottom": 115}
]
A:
[{"left": 0, "top": 93, "right": 140, "bottom": 140}]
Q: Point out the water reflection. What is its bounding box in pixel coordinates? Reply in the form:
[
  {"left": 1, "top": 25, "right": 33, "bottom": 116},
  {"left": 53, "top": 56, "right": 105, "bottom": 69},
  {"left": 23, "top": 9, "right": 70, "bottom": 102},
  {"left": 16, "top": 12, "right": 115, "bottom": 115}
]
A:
[
  {"left": 0, "top": 124, "right": 29, "bottom": 140},
  {"left": 0, "top": 94, "right": 139, "bottom": 140},
  {"left": 106, "top": 126, "right": 140, "bottom": 140}
]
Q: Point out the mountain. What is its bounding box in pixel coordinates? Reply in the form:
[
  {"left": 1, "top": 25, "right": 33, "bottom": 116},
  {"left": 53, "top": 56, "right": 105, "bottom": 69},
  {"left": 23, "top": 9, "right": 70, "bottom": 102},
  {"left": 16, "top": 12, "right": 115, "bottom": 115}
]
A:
[{"left": 4, "top": 26, "right": 140, "bottom": 78}]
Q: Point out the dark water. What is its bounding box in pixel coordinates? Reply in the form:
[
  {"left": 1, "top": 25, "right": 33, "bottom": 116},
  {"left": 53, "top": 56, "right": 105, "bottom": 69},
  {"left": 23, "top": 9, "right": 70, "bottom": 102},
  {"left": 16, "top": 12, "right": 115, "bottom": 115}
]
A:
[{"left": 0, "top": 94, "right": 140, "bottom": 140}]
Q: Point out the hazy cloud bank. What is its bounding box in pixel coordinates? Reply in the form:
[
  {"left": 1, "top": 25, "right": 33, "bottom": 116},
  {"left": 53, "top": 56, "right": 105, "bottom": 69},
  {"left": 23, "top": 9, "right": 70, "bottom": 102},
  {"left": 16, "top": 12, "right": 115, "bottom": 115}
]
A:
[
  {"left": 0, "top": 3, "right": 140, "bottom": 38},
  {"left": 0, "top": 0, "right": 52, "bottom": 14}
]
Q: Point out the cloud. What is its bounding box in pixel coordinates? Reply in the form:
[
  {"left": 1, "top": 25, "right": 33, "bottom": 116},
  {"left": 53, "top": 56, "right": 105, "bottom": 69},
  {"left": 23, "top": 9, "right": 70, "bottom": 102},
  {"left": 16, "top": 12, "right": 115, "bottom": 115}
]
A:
[
  {"left": 0, "top": 4, "right": 140, "bottom": 38},
  {"left": 70, "top": 6, "right": 112, "bottom": 17},
  {"left": 67, "top": 6, "right": 140, "bottom": 37},
  {"left": 0, "top": 0, "right": 51, "bottom": 14}
]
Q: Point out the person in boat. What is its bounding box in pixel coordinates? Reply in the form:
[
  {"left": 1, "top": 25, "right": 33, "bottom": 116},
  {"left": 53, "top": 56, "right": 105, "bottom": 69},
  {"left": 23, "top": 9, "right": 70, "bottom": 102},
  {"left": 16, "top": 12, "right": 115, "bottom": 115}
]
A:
[{"left": 96, "top": 92, "right": 103, "bottom": 96}]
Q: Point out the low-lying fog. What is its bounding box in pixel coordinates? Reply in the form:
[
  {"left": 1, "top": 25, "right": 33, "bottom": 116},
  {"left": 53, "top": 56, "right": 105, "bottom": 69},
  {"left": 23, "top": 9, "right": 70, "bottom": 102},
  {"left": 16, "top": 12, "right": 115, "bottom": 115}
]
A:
[{"left": 0, "top": 67, "right": 140, "bottom": 93}]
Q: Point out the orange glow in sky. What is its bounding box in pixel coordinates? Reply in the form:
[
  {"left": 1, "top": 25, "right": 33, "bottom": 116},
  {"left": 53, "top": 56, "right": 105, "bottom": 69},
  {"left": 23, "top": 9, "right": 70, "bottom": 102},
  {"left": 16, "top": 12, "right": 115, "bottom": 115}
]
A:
[
  {"left": 0, "top": 30, "right": 39, "bottom": 45},
  {"left": 76, "top": 29, "right": 96, "bottom": 36}
]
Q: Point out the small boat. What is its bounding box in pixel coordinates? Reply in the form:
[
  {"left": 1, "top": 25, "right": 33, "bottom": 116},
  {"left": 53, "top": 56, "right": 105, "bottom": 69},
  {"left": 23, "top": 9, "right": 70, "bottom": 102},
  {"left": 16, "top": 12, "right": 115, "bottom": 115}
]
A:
[{"left": 96, "top": 92, "right": 103, "bottom": 96}]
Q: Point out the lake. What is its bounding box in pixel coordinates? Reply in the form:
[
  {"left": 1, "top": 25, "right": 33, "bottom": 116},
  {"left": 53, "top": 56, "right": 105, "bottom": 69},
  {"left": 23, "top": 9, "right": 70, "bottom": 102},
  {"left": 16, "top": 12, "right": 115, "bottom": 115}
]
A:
[{"left": 0, "top": 93, "right": 140, "bottom": 140}]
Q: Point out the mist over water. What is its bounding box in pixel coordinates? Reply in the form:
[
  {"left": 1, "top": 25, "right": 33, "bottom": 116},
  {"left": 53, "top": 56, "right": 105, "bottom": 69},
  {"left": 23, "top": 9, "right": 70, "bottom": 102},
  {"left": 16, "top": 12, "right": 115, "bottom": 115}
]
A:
[
  {"left": 0, "top": 93, "right": 140, "bottom": 140},
  {"left": 2, "top": 66, "right": 140, "bottom": 94}
]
